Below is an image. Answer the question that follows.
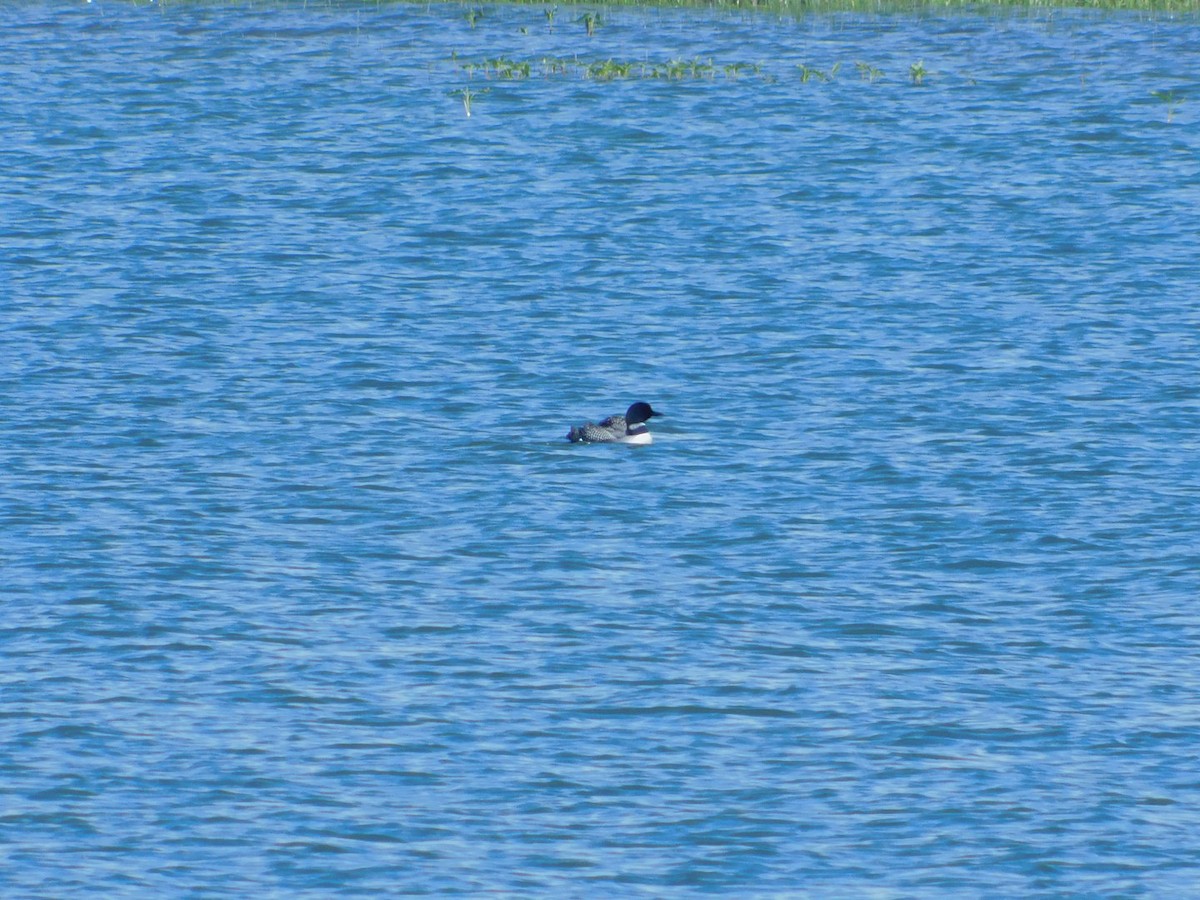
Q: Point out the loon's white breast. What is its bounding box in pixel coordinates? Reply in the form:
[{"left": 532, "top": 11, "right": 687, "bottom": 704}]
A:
[{"left": 618, "top": 430, "right": 653, "bottom": 446}]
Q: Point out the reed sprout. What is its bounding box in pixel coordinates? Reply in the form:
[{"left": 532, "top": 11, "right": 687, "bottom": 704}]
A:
[
  {"left": 452, "top": 86, "right": 489, "bottom": 116},
  {"left": 909, "top": 59, "right": 927, "bottom": 85},
  {"left": 798, "top": 63, "right": 832, "bottom": 83},
  {"left": 1151, "top": 90, "right": 1184, "bottom": 123},
  {"left": 855, "top": 61, "right": 883, "bottom": 82}
]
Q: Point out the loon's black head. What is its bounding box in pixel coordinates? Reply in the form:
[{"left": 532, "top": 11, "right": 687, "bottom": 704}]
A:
[{"left": 625, "top": 402, "right": 662, "bottom": 426}]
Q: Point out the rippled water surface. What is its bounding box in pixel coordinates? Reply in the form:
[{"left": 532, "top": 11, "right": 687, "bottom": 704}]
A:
[{"left": 4, "top": 1, "right": 1200, "bottom": 894}]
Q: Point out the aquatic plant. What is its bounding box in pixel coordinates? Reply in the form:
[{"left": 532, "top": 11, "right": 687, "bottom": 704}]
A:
[
  {"left": 483, "top": 56, "right": 532, "bottom": 79},
  {"left": 540, "top": 55, "right": 570, "bottom": 76},
  {"left": 452, "top": 86, "right": 489, "bottom": 117},
  {"left": 798, "top": 64, "right": 830, "bottom": 83},
  {"left": 457, "top": 54, "right": 768, "bottom": 84},
  {"left": 580, "top": 11, "right": 601, "bottom": 36},
  {"left": 909, "top": 60, "right": 927, "bottom": 85},
  {"left": 1151, "top": 90, "right": 1184, "bottom": 123},
  {"left": 465, "top": 8, "right": 482, "bottom": 28},
  {"left": 855, "top": 61, "right": 884, "bottom": 82},
  {"left": 797, "top": 63, "right": 817, "bottom": 83},
  {"left": 588, "top": 59, "right": 633, "bottom": 80}
]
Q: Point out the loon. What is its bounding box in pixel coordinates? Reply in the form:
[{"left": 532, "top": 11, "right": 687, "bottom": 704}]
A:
[{"left": 567, "top": 402, "right": 663, "bottom": 445}]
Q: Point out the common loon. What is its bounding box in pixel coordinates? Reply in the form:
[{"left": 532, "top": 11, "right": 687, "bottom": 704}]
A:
[{"left": 567, "top": 402, "right": 662, "bottom": 445}]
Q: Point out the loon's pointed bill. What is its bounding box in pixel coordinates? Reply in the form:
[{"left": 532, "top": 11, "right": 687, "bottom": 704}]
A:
[{"left": 567, "top": 402, "right": 662, "bottom": 445}]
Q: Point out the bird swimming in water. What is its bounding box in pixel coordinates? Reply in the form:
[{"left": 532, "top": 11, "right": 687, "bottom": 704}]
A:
[{"left": 567, "top": 402, "right": 662, "bottom": 445}]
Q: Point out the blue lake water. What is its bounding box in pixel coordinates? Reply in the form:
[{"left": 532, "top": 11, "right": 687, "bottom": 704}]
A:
[{"left": 3, "top": 0, "right": 1200, "bottom": 894}]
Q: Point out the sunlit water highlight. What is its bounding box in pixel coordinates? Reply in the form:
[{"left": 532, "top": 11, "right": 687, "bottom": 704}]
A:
[{"left": 3, "top": 2, "right": 1200, "bottom": 894}]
